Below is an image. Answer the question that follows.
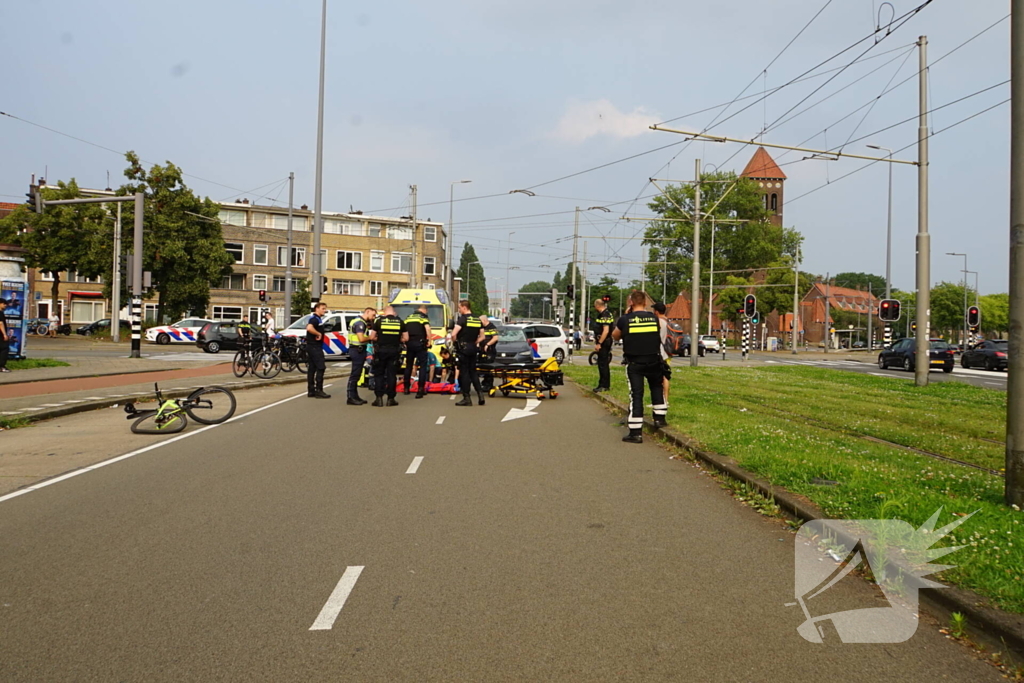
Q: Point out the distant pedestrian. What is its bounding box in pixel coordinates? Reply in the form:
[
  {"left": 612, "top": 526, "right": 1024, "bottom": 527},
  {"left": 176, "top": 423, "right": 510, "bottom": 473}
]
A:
[
  {"left": 652, "top": 302, "right": 672, "bottom": 405},
  {"left": 263, "top": 311, "right": 277, "bottom": 337},
  {"left": 612, "top": 291, "right": 667, "bottom": 443},
  {"left": 450, "top": 299, "right": 485, "bottom": 406},
  {"left": 48, "top": 312, "right": 59, "bottom": 338},
  {"left": 305, "top": 302, "right": 330, "bottom": 399},
  {"left": 346, "top": 308, "right": 374, "bottom": 405},
  {"left": 573, "top": 329, "right": 582, "bottom": 351},
  {"left": 591, "top": 298, "right": 615, "bottom": 392},
  {"left": 403, "top": 304, "right": 432, "bottom": 398},
  {"left": 369, "top": 305, "right": 407, "bottom": 406},
  {"left": 0, "top": 299, "right": 11, "bottom": 373}
]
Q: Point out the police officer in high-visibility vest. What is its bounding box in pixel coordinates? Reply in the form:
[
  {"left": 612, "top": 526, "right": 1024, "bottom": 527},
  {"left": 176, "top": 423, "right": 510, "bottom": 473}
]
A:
[
  {"left": 591, "top": 298, "right": 615, "bottom": 393},
  {"left": 479, "top": 314, "right": 499, "bottom": 362},
  {"left": 403, "top": 304, "right": 432, "bottom": 398},
  {"left": 306, "top": 302, "right": 330, "bottom": 399},
  {"left": 369, "top": 305, "right": 408, "bottom": 406},
  {"left": 450, "top": 299, "right": 486, "bottom": 406},
  {"left": 346, "top": 307, "right": 375, "bottom": 405},
  {"left": 612, "top": 291, "right": 667, "bottom": 443}
]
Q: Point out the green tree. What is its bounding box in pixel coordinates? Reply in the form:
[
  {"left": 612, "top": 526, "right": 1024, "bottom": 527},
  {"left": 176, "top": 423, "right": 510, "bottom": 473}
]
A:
[
  {"left": 292, "top": 279, "right": 311, "bottom": 318},
  {"left": 511, "top": 280, "right": 553, "bottom": 318},
  {"left": 456, "top": 243, "right": 489, "bottom": 314},
  {"left": 979, "top": 293, "right": 1008, "bottom": 337},
  {"left": 716, "top": 276, "right": 753, "bottom": 327},
  {"left": 108, "top": 152, "right": 234, "bottom": 321},
  {"left": 758, "top": 258, "right": 815, "bottom": 319},
  {"left": 834, "top": 272, "right": 887, "bottom": 294},
  {"left": 930, "top": 281, "right": 973, "bottom": 339},
  {"left": 0, "top": 179, "right": 106, "bottom": 310}
]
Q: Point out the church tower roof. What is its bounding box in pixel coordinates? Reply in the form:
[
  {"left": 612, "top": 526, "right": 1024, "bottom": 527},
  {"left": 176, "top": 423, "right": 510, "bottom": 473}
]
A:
[{"left": 740, "top": 147, "right": 787, "bottom": 180}]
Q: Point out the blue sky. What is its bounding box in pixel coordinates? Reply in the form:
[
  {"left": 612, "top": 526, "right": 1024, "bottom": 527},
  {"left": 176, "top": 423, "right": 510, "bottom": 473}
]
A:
[{"left": 0, "top": 0, "right": 1011, "bottom": 298}]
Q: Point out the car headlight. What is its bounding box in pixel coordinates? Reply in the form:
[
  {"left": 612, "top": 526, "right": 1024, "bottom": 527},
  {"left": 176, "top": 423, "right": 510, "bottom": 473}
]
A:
[{"left": 516, "top": 351, "right": 532, "bottom": 359}]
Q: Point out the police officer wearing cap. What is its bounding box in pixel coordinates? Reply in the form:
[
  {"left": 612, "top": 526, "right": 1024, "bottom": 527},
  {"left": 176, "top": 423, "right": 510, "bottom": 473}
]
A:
[
  {"left": 450, "top": 299, "right": 486, "bottom": 406},
  {"left": 347, "top": 307, "right": 375, "bottom": 405},
  {"left": 306, "top": 302, "right": 330, "bottom": 399},
  {"left": 403, "top": 304, "right": 432, "bottom": 399},
  {"left": 612, "top": 290, "right": 667, "bottom": 443},
  {"left": 369, "top": 305, "right": 408, "bottom": 406},
  {"left": 591, "top": 298, "right": 615, "bottom": 393}
]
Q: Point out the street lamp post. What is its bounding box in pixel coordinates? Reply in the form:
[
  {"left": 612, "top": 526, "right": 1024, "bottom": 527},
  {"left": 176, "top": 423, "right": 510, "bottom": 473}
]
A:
[
  {"left": 947, "top": 252, "right": 969, "bottom": 347},
  {"left": 448, "top": 180, "right": 472, "bottom": 295},
  {"left": 311, "top": 0, "right": 328, "bottom": 305},
  {"left": 505, "top": 232, "right": 516, "bottom": 319}
]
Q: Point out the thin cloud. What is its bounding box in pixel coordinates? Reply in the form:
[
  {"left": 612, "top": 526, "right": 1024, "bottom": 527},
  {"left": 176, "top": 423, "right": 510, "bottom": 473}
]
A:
[{"left": 551, "top": 99, "right": 660, "bottom": 144}]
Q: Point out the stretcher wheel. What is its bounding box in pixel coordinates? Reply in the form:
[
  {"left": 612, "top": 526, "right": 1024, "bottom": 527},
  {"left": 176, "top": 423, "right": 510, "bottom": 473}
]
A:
[
  {"left": 535, "top": 392, "right": 545, "bottom": 400},
  {"left": 549, "top": 391, "right": 558, "bottom": 399},
  {"left": 502, "top": 389, "right": 510, "bottom": 397},
  {"left": 489, "top": 388, "right": 496, "bottom": 396}
]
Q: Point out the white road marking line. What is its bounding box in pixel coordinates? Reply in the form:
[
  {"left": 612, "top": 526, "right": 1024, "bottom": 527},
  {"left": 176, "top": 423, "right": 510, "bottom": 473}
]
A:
[
  {"left": 21, "top": 407, "right": 45, "bottom": 411},
  {"left": 60, "top": 400, "right": 85, "bottom": 404},
  {"left": 0, "top": 389, "right": 312, "bottom": 506},
  {"left": 38, "top": 403, "right": 66, "bottom": 407},
  {"left": 310, "top": 566, "right": 365, "bottom": 631},
  {"left": 0, "top": 411, "right": 22, "bottom": 415},
  {"left": 83, "top": 397, "right": 105, "bottom": 400},
  {"left": 525, "top": 398, "right": 541, "bottom": 411},
  {"left": 502, "top": 398, "right": 541, "bottom": 423},
  {"left": 406, "top": 456, "right": 424, "bottom": 474},
  {"left": 435, "top": 416, "right": 445, "bottom": 425},
  {"left": 450, "top": 395, "right": 456, "bottom": 400}
]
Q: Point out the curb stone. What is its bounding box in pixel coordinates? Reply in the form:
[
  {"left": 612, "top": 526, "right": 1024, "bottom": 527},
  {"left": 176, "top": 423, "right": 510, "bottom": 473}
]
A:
[{"left": 570, "top": 378, "right": 1024, "bottom": 658}]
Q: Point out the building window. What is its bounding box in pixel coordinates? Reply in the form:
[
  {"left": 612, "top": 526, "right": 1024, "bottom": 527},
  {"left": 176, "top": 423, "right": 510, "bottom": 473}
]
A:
[
  {"left": 277, "top": 246, "right": 306, "bottom": 267},
  {"left": 388, "top": 224, "right": 413, "bottom": 241},
  {"left": 212, "top": 306, "right": 243, "bottom": 320},
  {"left": 369, "top": 280, "right": 383, "bottom": 296},
  {"left": 225, "top": 242, "right": 244, "bottom": 263},
  {"left": 248, "top": 307, "right": 264, "bottom": 322},
  {"left": 335, "top": 250, "right": 363, "bottom": 271},
  {"left": 272, "top": 275, "right": 290, "bottom": 292},
  {"left": 218, "top": 210, "right": 246, "bottom": 226},
  {"left": 770, "top": 193, "right": 778, "bottom": 211},
  {"left": 332, "top": 279, "right": 363, "bottom": 296},
  {"left": 65, "top": 271, "right": 103, "bottom": 284},
  {"left": 251, "top": 213, "right": 270, "bottom": 228},
  {"left": 252, "top": 274, "right": 268, "bottom": 291},
  {"left": 370, "top": 251, "right": 385, "bottom": 272},
  {"left": 391, "top": 252, "right": 412, "bottom": 273},
  {"left": 423, "top": 256, "right": 436, "bottom": 276},
  {"left": 423, "top": 283, "right": 435, "bottom": 290},
  {"left": 424, "top": 225, "right": 437, "bottom": 242},
  {"left": 70, "top": 300, "right": 105, "bottom": 324},
  {"left": 144, "top": 303, "right": 160, "bottom": 324},
  {"left": 368, "top": 223, "right": 383, "bottom": 238},
  {"left": 219, "top": 273, "right": 246, "bottom": 290},
  {"left": 253, "top": 244, "right": 268, "bottom": 266},
  {"left": 324, "top": 219, "right": 362, "bottom": 235},
  {"left": 40, "top": 271, "right": 54, "bottom": 281}
]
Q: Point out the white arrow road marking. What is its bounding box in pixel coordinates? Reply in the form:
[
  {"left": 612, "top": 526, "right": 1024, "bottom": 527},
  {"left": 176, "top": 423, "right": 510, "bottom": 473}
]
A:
[
  {"left": 502, "top": 397, "right": 542, "bottom": 423},
  {"left": 406, "top": 456, "right": 424, "bottom": 474},
  {"left": 310, "top": 566, "right": 364, "bottom": 631}
]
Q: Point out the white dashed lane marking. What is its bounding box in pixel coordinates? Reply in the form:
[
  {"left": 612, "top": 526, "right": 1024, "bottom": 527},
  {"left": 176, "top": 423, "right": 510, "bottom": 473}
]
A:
[
  {"left": 310, "top": 566, "right": 365, "bottom": 631},
  {"left": 406, "top": 456, "right": 424, "bottom": 474},
  {"left": 436, "top": 416, "right": 445, "bottom": 425}
]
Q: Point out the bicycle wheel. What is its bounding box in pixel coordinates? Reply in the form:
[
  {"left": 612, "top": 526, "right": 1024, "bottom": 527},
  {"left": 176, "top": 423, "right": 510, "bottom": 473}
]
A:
[
  {"left": 253, "top": 351, "right": 281, "bottom": 379},
  {"left": 295, "top": 349, "right": 309, "bottom": 374},
  {"left": 281, "top": 352, "right": 297, "bottom": 373},
  {"left": 232, "top": 351, "right": 249, "bottom": 378},
  {"left": 185, "top": 386, "right": 236, "bottom": 424},
  {"left": 131, "top": 410, "right": 187, "bottom": 434}
]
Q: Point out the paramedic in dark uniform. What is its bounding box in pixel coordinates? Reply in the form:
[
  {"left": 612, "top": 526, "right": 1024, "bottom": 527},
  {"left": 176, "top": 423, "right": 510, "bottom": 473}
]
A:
[
  {"left": 592, "top": 298, "right": 615, "bottom": 393},
  {"left": 450, "top": 299, "right": 486, "bottom": 406},
  {"left": 347, "top": 307, "right": 375, "bottom": 405},
  {"left": 306, "top": 302, "right": 330, "bottom": 399},
  {"left": 403, "top": 304, "right": 432, "bottom": 398},
  {"left": 369, "top": 305, "right": 407, "bottom": 406},
  {"left": 612, "top": 291, "right": 667, "bottom": 443}
]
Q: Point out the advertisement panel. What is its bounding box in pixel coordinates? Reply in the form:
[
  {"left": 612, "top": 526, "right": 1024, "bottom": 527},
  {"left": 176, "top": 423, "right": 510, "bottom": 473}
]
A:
[{"left": 2, "top": 280, "right": 27, "bottom": 359}]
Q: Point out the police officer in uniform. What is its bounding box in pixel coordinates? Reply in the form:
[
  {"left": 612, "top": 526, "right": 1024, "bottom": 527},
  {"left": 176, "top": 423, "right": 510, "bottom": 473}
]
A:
[
  {"left": 591, "top": 298, "right": 615, "bottom": 393},
  {"left": 347, "top": 307, "right": 375, "bottom": 405},
  {"left": 369, "top": 305, "right": 407, "bottom": 406},
  {"left": 403, "top": 304, "right": 432, "bottom": 398},
  {"left": 612, "top": 291, "right": 667, "bottom": 443},
  {"left": 479, "top": 315, "right": 499, "bottom": 362},
  {"left": 306, "top": 302, "right": 330, "bottom": 399},
  {"left": 450, "top": 299, "right": 486, "bottom": 406}
]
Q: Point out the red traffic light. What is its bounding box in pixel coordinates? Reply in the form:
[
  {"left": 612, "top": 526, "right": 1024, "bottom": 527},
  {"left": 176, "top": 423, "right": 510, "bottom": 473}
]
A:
[
  {"left": 258, "top": 289, "right": 266, "bottom": 303},
  {"left": 966, "top": 305, "right": 980, "bottom": 327},
  {"left": 743, "top": 294, "right": 756, "bottom": 318},
  {"left": 601, "top": 295, "right": 611, "bottom": 302},
  {"left": 879, "top": 298, "right": 901, "bottom": 322}
]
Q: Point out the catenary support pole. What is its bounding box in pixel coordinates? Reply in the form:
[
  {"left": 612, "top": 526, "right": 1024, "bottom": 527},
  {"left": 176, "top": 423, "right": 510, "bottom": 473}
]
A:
[
  {"left": 571, "top": 207, "right": 579, "bottom": 342},
  {"left": 792, "top": 244, "right": 800, "bottom": 354},
  {"left": 824, "top": 274, "right": 831, "bottom": 354},
  {"left": 914, "top": 35, "right": 931, "bottom": 387},
  {"left": 708, "top": 217, "right": 715, "bottom": 336},
  {"left": 285, "top": 172, "right": 294, "bottom": 324},
  {"left": 410, "top": 184, "right": 418, "bottom": 288},
  {"left": 1007, "top": 2, "right": 1024, "bottom": 507},
  {"left": 311, "top": 0, "right": 327, "bottom": 306},
  {"left": 690, "top": 159, "right": 701, "bottom": 366},
  {"left": 130, "top": 192, "right": 143, "bottom": 358},
  {"left": 111, "top": 201, "right": 121, "bottom": 343},
  {"left": 867, "top": 282, "right": 874, "bottom": 351}
]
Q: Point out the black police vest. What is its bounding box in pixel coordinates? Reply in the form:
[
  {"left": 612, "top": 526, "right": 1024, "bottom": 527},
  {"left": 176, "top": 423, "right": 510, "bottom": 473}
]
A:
[
  {"left": 375, "top": 315, "right": 403, "bottom": 348},
  {"left": 594, "top": 312, "right": 615, "bottom": 347},
  {"left": 405, "top": 312, "right": 430, "bottom": 343},
  {"left": 621, "top": 311, "right": 661, "bottom": 359},
  {"left": 306, "top": 315, "right": 324, "bottom": 344},
  {"left": 456, "top": 314, "right": 482, "bottom": 346}
]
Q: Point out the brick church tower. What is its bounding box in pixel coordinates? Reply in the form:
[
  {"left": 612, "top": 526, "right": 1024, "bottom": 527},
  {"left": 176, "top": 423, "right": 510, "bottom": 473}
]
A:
[{"left": 740, "top": 146, "right": 786, "bottom": 227}]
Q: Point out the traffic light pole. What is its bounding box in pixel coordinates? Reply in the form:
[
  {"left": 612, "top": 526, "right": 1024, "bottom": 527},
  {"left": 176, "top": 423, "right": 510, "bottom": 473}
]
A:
[
  {"left": 1007, "top": 0, "right": 1024, "bottom": 507},
  {"left": 571, "top": 207, "right": 578, "bottom": 343},
  {"left": 690, "top": 159, "right": 701, "bottom": 367}
]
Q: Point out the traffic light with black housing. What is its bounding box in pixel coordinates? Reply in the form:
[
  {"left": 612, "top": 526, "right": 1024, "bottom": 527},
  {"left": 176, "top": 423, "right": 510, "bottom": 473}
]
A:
[
  {"left": 259, "top": 290, "right": 267, "bottom": 303},
  {"left": 26, "top": 186, "right": 42, "bottom": 213},
  {"left": 966, "top": 305, "right": 980, "bottom": 328},
  {"left": 878, "top": 299, "right": 901, "bottom": 322},
  {"left": 743, "top": 294, "right": 756, "bottom": 318},
  {"left": 566, "top": 284, "right": 575, "bottom": 300},
  {"left": 601, "top": 295, "right": 611, "bottom": 303}
]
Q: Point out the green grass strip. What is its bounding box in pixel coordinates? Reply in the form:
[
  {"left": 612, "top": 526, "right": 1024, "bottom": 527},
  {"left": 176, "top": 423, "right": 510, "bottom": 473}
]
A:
[{"left": 6, "top": 358, "right": 70, "bottom": 370}]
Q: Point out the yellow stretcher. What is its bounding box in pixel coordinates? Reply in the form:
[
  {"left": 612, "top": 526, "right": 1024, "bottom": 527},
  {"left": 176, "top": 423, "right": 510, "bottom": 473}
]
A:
[{"left": 478, "top": 357, "right": 564, "bottom": 400}]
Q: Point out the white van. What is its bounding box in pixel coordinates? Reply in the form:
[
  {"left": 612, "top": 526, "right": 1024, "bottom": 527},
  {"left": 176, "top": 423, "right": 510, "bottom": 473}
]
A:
[{"left": 279, "top": 311, "right": 363, "bottom": 358}]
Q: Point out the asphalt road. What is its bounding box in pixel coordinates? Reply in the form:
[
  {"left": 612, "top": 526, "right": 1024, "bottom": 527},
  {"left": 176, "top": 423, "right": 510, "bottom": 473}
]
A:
[{"left": 0, "top": 383, "right": 1003, "bottom": 681}]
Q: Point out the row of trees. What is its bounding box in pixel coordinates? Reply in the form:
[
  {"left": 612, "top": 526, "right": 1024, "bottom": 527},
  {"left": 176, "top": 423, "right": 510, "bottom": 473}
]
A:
[{"left": 0, "top": 153, "right": 236, "bottom": 322}]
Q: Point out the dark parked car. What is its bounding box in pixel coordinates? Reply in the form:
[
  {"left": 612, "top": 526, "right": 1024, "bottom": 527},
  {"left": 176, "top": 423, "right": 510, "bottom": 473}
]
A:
[
  {"left": 486, "top": 326, "right": 538, "bottom": 366},
  {"left": 196, "top": 321, "right": 251, "bottom": 354},
  {"left": 877, "top": 338, "right": 954, "bottom": 373},
  {"left": 677, "top": 333, "right": 706, "bottom": 357},
  {"left": 76, "top": 318, "right": 132, "bottom": 336},
  {"left": 961, "top": 339, "right": 1008, "bottom": 371}
]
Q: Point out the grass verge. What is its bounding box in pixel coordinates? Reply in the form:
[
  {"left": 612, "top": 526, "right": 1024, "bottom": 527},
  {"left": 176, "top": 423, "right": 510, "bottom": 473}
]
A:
[
  {"left": 564, "top": 363, "right": 1024, "bottom": 614},
  {"left": 7, "top": 358, "right": 70, "bottom": 370}
]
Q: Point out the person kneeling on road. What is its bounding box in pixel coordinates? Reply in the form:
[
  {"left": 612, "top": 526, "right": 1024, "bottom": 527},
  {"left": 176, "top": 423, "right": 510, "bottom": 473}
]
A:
[
  {"left": 369, "top": 305, "right": 407, "bottom": 406},
  {"left": 450, "top": 300, "right": 486, "bottom": 406},
  {"left": 612, "top": 291, "right": 667, "bottom": 443},
  {"left": 306, "top": 302, "right": 330, "bottom": 399}
]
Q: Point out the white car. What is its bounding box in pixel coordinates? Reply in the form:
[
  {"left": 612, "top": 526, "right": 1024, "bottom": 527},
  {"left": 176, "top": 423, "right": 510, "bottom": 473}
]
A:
[
  {"left": 504, "top": 323, "right": 570, "bottom": 363},
  {"left": 146, "top": 318, "right": 214, "bottom": 345},
  {"left": 279, "top": 311, "right": 363, "bottom": 358},
  {"left": 700, "top": 335, "right": 722, "bottom": 352}
]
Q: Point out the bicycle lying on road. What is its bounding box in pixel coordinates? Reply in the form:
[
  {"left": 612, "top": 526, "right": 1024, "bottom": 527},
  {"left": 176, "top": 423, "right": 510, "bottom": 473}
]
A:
[{"left": 125, "top": 383, "right": 237, "bottom": 434}]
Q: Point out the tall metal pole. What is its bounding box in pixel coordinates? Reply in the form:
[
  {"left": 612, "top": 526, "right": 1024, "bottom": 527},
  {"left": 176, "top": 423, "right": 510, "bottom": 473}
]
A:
[
  {"left": 582, "top": 240, "right": 589, "bottom": 352},
  {"left": 130, "top": 192, "right": 143, "bottom": 359},
  {"left": 571, "top": 207, "right": 579, "bottom": 340},
  {"left": 792, "top": 244, "right": 800, "bottom": 354},
  {"left": 410, "top": 184, "right": 418, "bottom": 288},
  {"left": 111, "top": 201, "right": 121, "bottom": 343},
  {"left": 867, "top": 282, "right": 873, "bottom": 351},
  {"left": 1006, "top": 0, "right": 1024, "bottom": 507},
  {"left": 311, "top": 0, "right": 327, "bottom": 305},
  {"left": 708, "top": 217, "right": 715, "bottom": 335},
  {"left": 689, "top": 159, "right": 701, "bottom": 366},
  {"left": 505, "top": 231, "right": 515, "bottom": 317},
  {"left": 824, "top": 274, "right": 831, "bottom": 354},
  {"left": 886, "top": 152, "right": 893, "bottom": 300},
  {"left": 285, "top": 172, "right": 294, "bottom": 323},
  {"left": 914, "top": 35, "right": 931, "bottom": 387}
]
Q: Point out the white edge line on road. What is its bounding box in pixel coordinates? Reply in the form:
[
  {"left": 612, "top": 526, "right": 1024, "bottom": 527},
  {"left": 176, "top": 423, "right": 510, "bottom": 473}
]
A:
[
  {"left": 406, "top": 456, "right": 424, "bottom": 474},
  {"left": 435, "top": 416, "right": 445, "bottom": 425},
  {"left": 0, "top": 388, "right": 315, "bottom": 505},
  {"left": 310, "top": 566, "right": 365, "bottom": 631}
]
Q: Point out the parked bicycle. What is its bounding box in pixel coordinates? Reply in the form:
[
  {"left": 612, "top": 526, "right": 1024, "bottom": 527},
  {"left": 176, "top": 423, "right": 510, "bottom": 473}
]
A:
[
  {"left": 272, "top": 335, "right": 309, "bottom": 374},
  {"left": 125, "top": 383, "right": 236, "bottom": 434},
  {"left": 232, "top": 335, "right": 281, "bottom": 379}
]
